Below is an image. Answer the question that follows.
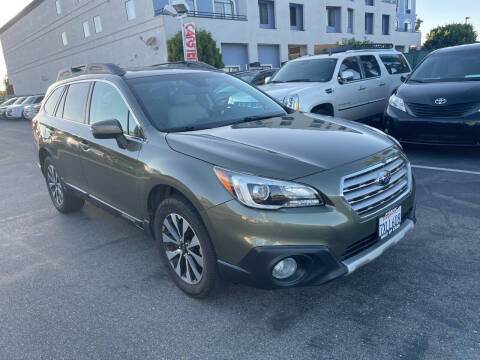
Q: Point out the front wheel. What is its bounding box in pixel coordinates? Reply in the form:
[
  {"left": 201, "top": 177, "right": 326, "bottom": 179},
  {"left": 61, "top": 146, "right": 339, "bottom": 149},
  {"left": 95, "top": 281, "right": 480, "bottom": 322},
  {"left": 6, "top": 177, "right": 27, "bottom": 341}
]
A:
[
  {"left": 154, "top": 196, "right": 218, "bottom": 298},
  {"left": 43, "top": 157, "right": 85, "bottom": 213}
]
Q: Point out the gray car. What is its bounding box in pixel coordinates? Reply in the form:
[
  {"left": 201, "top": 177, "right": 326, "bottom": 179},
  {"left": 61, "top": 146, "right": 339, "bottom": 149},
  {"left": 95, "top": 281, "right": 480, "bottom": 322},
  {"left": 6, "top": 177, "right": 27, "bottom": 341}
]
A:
[{"left": 33, "top": 63, "right": 416, "bottom": 298}]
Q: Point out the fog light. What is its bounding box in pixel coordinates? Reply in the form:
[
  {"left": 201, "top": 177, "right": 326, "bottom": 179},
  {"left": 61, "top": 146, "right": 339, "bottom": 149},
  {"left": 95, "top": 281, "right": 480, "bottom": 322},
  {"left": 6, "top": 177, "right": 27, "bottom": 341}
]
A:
[{"left": 272, "top": 258, "right": 297, "bottom": 279}]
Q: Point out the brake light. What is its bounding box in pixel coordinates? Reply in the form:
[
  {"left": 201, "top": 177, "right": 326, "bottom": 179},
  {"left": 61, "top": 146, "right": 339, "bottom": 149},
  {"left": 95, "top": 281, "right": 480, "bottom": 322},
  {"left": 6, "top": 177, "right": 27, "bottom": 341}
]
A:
[{"left": 32, "top": 118, "right": 38, "bottom": 131}]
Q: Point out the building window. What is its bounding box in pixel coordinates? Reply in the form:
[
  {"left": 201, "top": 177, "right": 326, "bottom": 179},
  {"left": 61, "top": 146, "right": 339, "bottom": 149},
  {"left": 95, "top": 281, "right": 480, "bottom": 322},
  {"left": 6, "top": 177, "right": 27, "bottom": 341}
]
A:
[
  {"left": 365, "top": 0, "right": 374, "bottom": 5},
  {"left": 83, "top": 21, "right": 91, "bottom": 38},
  {"left": 258, "top": 1, "right": 275, "bottom": 29},
  {"left": 185, "top": 0, "right": 196, "bottom": 12},
  {"left": 326, "top": 7, "right": 341, "bottom": 33},
  {"left": 382, "top": 15, "right": 390, "bottom": 35},
  {"left": 125, "top": 0, "right": 136, "bottom": 20},
  {"left": 55, "top": 0, "right": 62, "bottom": 15},
  {"left": 406, "top": 0, "right": 412, "bottom": 13},
  {"left": 289, "top": 3, "right": 303, "bottom": 31},
  {"left": 365, "top": 13, "right": 374, "bottom": 34},
  {"left": 347, "top": 8, "right": 354, "bottom": 33},
  {"left": 215, "top": 0, "right": 234, "bottom": 16},
  {"left": 93, "top": 16, "right": 103, "bottom": 33},
  {"left": 61, "top": 32, "right": 68, "bottom": 46},
  {"left": 404, "top": 20, "right": 411, "bottom": 32}
]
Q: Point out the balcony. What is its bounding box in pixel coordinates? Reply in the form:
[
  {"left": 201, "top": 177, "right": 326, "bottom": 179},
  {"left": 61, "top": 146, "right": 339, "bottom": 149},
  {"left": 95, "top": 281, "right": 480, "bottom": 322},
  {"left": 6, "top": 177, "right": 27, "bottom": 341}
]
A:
[{"left": 155, "top": 8, "right": 247, "bottom": 21}]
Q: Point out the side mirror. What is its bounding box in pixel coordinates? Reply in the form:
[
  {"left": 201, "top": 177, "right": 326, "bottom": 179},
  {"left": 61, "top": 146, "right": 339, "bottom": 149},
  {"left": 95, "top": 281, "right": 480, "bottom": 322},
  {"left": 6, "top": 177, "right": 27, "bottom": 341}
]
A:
[
  {"left": 338, "top": 70, "right": 355, "bottom": 84},
  {"left": 400, "top": 74, "right": 408, "bottom": 82},
  {"left": 91, "top": 119, "right": 128, "bottom": 149},
  {"left": 264, "top": 76, "right": 272, "bottom": 84}
]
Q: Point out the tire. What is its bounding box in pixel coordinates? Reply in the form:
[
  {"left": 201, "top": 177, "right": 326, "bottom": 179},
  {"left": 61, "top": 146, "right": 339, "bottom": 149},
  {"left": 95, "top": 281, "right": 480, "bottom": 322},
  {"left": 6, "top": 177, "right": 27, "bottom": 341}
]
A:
[
  {"left": 43, "top": 157, "right": 85, "bottom": 213},
  {"left": 154, "top": 196, "right": 218, "bottom": 298}
]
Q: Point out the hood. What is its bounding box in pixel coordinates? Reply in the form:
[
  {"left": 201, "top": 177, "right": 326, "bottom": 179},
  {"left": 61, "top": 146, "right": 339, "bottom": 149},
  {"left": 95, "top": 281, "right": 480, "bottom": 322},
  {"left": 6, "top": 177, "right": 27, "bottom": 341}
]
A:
[
  {"left": 397, "top": 81, "right": 480, "bottom": 105},
  {"left": 259, "top": 82, "right": 321, "bottom": 101},
  {"left": 166, "top": 113, "right": 394, "bottom": 180}
]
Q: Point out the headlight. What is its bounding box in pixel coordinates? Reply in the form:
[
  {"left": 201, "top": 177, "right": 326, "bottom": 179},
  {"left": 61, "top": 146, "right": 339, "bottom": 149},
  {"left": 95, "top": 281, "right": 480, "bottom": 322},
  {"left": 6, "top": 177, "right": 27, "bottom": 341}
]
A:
[
  {"left": 283, "top": 94, "right": 299, "bottom": 111},
  {"left": 214, "top": 168, "right": 324, "bottom": 209},
  {"left": 389, "top": 94, "right": 406, "bottom": 112}
]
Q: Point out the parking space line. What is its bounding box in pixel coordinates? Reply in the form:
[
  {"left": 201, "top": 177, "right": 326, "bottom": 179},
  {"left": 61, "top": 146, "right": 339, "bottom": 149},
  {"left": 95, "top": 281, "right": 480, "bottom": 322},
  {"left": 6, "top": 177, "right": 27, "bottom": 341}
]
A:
[{"left": 412, "top": 165, "right": 480, "bottom": 176}]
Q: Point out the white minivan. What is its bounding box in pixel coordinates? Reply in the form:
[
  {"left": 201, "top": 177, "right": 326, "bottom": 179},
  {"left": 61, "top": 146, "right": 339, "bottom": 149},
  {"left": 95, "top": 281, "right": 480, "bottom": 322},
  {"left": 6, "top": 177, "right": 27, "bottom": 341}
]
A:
[{"left": 259, "top": 44, "right": 411, "bottom": 122}]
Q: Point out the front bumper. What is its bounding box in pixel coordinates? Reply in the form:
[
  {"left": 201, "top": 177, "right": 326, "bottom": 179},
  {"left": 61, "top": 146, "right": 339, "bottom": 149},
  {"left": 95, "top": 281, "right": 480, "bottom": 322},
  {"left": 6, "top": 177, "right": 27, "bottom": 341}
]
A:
[
  {"left": 217, "top": 210, "right": 416, "bottom": 289},
  {"left": 385, "top": 105, "right": 480, "bottom": 146}
]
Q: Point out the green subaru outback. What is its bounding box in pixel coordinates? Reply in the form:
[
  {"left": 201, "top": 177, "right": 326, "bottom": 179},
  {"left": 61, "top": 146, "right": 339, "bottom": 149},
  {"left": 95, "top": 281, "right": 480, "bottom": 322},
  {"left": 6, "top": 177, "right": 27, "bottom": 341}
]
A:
[{"left": 33, "top": 62, "right": 416, "bottom": 298}]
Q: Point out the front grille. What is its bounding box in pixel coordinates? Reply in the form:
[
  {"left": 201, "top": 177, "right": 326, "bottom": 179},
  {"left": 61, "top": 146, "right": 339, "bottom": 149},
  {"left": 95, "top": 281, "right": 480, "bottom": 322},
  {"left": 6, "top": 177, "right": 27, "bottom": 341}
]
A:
[
  {"left": 340, "top": 233, "right": 378, "bottom": 261},
  {"left": 406, "top": 102, "right": 477, "bottom": 118},
  {"left": 341, "top": 156, "right": 411, "bottom": 217}
]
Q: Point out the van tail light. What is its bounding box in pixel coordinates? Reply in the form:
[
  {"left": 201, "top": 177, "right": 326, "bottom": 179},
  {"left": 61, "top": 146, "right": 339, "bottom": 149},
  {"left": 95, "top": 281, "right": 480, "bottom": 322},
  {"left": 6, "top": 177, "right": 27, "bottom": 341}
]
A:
[{"left": 32, "top": 118, "right": 38, "bottom": 131}]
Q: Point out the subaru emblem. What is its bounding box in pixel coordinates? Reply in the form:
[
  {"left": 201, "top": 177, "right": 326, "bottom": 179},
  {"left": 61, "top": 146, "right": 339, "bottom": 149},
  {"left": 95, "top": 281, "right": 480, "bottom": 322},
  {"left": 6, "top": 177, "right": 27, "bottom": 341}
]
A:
[
  {"left": 377, "top": 171, "right": 392, "bottom": 186},
  {"left": 434, "top": 98, "right": 447, "bottom": 105}
]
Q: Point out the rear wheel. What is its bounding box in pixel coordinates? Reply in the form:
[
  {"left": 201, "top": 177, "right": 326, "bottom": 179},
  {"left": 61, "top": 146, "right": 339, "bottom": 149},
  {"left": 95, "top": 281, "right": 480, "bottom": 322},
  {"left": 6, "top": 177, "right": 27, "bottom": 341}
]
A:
[
  {"left": 43, "top": 157, "right": 84, "bottom": 213},
  {"left": 154, "top": 196, "right": 218, "bottom": 298}
]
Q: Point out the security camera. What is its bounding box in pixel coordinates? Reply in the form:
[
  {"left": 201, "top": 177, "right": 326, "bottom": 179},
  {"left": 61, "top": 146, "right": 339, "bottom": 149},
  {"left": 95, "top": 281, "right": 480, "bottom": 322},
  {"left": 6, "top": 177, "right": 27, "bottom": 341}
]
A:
[
  {"left": 162, "top": 4, "right": 178, "bottom": 16},
  {"left": 172, "top": 0, "right": 190, "bottom": 14}
]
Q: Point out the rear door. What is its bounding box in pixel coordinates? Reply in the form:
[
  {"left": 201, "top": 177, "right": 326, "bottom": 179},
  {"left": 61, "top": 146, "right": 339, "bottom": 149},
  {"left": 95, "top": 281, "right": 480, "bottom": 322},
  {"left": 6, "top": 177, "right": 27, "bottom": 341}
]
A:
[
  {"left": 80, "top": 81, "right": 144, "bottom": 217},
  {"left": 358, "top": 55, "right": 388, "bottom": 117},
  {"left": 53, "top": 81, "right": 92, "bottom": 190},
  {"left": 335, "top": 56, "right": 369, "bottom": 120},
  {"left": 379, "top": 53, "right": 412, "bottom": 94}
]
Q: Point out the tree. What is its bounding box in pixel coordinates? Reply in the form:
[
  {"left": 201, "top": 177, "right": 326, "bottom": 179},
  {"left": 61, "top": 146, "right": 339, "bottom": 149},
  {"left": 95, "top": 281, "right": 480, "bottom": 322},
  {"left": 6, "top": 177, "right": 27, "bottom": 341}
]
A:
[
  {"left": 167, "top": 29, "right": 224, "bottom": 68},
  {"left": 336, "top": 37, "right": 373, "bottom": 46},
  {"left": 3, "top": 75, "right": 14, "bottom": 95},
  {"left": 415, "top": 18, "right": 423, "bottom": 32},
  {"left": 424, "top": 23, "right": 477, "bottom": 50}
]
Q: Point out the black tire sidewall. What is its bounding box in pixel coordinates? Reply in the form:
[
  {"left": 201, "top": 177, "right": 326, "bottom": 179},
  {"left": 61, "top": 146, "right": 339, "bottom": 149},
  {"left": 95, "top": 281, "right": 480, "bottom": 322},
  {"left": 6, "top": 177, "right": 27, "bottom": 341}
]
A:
[{"left": 154, "top": 196, "right": 217, "bottom": 298}]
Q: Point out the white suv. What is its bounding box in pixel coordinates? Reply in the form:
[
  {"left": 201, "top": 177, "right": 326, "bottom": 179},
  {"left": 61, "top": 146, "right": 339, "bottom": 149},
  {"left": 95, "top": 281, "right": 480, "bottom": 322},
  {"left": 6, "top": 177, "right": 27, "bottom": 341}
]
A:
[{"left": 259, "top": 45, "right": 411, "bottom": 121}]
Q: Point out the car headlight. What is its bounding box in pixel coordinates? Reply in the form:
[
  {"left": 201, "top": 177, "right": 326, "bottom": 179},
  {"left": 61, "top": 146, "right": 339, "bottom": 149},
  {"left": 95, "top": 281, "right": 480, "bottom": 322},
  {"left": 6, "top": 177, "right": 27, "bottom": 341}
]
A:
[
  {"left": 389, "top": 94, "right": 406, "bottom": 112},
  {"left": 283, "top": 95, "right": 299, "bottom": 111},
  {"left": 214, "top": 168, "right": 323, "bottom": 209}
]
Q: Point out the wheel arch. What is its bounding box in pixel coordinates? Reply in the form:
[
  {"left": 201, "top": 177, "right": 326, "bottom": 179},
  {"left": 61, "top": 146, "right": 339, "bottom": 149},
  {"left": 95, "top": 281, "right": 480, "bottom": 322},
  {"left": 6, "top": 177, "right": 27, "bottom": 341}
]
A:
[
  {"left": 310, "top": 103, "right": 334, "bottom": 116},
  {"left": 38, "top": 147, "right": 51, "bottom": 174}
]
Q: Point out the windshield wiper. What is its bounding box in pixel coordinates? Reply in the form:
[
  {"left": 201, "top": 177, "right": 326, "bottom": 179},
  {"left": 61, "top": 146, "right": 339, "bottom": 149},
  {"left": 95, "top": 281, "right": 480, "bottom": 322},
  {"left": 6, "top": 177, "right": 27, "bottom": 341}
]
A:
[
  {"left": 408, "top": 79, "right": 427, "bottom": 83},
  {"left": 166, "top": 126, "right": 200, "bottom": 133},
  {"left": 285, "top": 79, "right": 312, "bottom": 83},
  {"left": 268, "top": 80, "right": 285, "bottom": 84},
  {"left": 231, "top": 113, "right": 285, "bottom": 125}
]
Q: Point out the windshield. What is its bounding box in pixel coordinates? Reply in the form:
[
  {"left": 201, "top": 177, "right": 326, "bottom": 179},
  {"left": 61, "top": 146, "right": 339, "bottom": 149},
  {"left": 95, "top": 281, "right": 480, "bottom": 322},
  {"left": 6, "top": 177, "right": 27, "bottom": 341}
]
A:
[
  {"left": 1, "top": 98, "right": 16, "bottom": 106},
  {"left": 410, "top": 51, "right": 480, "bottom": 82},
  {"left": 270, "top": 59, "right": 338, "bottom": 83},
  {"left": 13, "top": 97, "right": 26, "bottom": 105},
  {"left": 127, "top": 72, "right": 286, "bottom": 132},
  {"left": 23, "top": 97, "right": 37, "bottom": 105}
]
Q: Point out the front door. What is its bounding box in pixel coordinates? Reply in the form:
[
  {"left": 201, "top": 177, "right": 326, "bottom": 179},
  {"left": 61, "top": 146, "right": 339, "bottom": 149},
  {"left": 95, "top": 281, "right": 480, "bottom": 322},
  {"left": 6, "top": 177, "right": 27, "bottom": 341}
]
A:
[
  {"left": 335, "top": 56, "right": 369, "bottom": 120},
  {"left": 80, "top": 81, "right": 144, "bottom": 218}
]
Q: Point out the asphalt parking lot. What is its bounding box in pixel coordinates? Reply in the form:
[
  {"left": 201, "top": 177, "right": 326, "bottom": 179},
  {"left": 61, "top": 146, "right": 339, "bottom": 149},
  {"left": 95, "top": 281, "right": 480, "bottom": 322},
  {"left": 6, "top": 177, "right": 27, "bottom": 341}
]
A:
[{"left": 0, "top": 119, "right": 479, "bottom": 360}]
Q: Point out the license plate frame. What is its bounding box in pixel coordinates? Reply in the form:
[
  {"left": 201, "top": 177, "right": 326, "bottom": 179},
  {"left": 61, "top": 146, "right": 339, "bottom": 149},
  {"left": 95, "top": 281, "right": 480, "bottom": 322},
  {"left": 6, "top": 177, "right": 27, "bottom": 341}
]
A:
[{"left": 379, "top": 206, "right": 402, "bottom": 240}]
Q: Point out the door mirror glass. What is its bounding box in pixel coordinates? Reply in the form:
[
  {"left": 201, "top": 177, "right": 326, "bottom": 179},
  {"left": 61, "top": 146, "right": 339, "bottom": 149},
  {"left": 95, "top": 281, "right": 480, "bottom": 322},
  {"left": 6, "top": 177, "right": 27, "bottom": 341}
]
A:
[{"left": 339, "top": 70, "right": 355, "bottom": 84}]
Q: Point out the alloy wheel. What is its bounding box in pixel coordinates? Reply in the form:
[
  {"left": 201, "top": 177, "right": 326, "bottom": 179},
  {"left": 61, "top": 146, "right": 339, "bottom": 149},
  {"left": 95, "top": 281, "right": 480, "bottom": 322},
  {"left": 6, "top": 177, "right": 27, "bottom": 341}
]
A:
[
  {"left": 46, "top": 164, "right": 64, "bottom": 207},
  {"left": 162, "top": 213, "right": 204, "bottom": 284}
]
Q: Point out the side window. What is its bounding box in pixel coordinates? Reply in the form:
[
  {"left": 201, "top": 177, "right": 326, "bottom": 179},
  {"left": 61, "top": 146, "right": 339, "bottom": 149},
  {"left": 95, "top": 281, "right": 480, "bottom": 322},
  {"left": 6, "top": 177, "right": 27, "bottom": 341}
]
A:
[
  {"left": 380, "top": 54, "right": 411, "bottom": 75},
  {"left": 127, "top": 112, "right": 142, "bottom": 137},
  {"left": 89, "top": 82, "right": 129, "bottom": 132},
  {"left": 63, "top": 82, "right": 91, "bottom": 123},
  {"left": 35, "top": 96, "right": 44, "bottom": 104},
  {"left": 339, "top": 56, "right": 362, "bottom": 82},
  {"left": 360, "top": 55, "right": 381, "bottom": 78},
  {"left": 44, "top": 87, "right": 64, "bottom": 116}
]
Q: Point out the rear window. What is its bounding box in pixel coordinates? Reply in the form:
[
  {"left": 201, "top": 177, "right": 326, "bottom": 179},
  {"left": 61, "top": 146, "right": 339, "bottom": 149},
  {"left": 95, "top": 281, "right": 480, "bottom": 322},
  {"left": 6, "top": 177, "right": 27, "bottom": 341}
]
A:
[
  {"left": 44, "top": 87, "right": 64, "bottom": 116},
  {"left": 63, "top": 82, "right": 91, "bottom": 123},
  {"left": 380, "top": 54, "right": 411, "bottom": 75}
]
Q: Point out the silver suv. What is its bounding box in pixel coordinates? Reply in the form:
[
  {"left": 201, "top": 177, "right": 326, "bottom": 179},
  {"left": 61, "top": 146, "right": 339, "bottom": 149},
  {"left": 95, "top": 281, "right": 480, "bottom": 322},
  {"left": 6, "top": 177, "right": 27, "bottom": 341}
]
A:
[{"left": 259, "top": 44, "right": 411, "bottom": 121}]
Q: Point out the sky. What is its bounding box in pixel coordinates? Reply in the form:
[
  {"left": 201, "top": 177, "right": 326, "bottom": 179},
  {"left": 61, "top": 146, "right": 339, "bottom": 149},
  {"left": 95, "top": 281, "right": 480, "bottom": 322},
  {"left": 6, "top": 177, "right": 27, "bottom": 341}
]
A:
[{"left": 0, "top": 0, "right": 479, "bottom": 91}]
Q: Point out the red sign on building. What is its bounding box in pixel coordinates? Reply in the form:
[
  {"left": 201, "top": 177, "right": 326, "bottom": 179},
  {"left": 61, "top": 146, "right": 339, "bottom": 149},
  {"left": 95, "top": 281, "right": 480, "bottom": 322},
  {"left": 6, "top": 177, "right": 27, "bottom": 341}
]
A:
[{"left": 183, "top": 22, "right": 198, "bottom": 61}]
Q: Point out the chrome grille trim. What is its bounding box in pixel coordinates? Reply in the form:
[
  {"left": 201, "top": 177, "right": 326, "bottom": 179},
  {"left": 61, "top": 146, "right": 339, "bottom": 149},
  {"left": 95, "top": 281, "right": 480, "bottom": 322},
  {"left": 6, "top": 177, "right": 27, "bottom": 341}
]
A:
[{"left": 341, "top": 155, "right": 412, "bottom": 218}]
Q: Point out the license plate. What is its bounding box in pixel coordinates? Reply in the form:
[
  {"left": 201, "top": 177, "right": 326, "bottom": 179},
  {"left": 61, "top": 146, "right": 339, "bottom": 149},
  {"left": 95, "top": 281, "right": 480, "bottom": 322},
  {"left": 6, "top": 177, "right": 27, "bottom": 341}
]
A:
[{"left": 379, "top": 206, "right": 402, "bottom": 240}]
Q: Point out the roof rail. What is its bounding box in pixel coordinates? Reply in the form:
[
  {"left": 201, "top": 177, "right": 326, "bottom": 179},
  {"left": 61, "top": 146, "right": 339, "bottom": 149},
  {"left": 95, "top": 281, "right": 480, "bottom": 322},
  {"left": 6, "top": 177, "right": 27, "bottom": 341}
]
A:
[
  {"left": 57, "top": 63, "right": 126, "bottom": 81},
  {"left": 149, "top": 61, "right": 218, "bottom": 71},
  {"left": 324, "top": 43, "right": 394, "bottom": 56}
]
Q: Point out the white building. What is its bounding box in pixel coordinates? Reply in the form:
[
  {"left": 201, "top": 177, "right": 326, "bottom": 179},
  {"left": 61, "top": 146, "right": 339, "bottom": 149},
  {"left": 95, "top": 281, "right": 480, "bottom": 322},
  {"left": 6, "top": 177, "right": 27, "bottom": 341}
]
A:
[{"left": 0, "top": 0, "right": 421, "bottom": 94}]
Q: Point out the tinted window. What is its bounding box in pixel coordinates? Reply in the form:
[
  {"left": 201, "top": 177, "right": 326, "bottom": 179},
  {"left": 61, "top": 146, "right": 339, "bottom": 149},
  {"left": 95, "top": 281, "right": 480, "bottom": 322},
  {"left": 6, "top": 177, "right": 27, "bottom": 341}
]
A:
[
  {"left": 270, "top": 59, "right": 338, "bottom": 83},
  {"left": 55, "top": 88, "right": 67, "bottom": 118},
  {"left": 89, "top": 82, "right": 129, "bottom": 132},
  {"left": 339, "top": 57, "right": 362, "bottom": 82},
  {"left": 127, "top": 112, "right": 142, "bottom": 137},
  {"left": 44, "top": 87, "right": 64, "bottom": 116},
  {"left": 360, "top": 55, "right": 381, "bottom": 78},
  {"left": 127, "top": 72, "right": 286, "bottom": 132},
  {"left": 34, "top": 96, "right": 44, "bottom": 104},
  {"left": 380, "top": 54, "right": 410, "bottom": 74},
  {"left": 13, "top": 97, "right": 26, "bottom": 105},
  {"left": 63, "top": 82, "right": 91, "bottom": 123},
  {"left": 410, "top": 51, "right": 480, "bottom": 82}
]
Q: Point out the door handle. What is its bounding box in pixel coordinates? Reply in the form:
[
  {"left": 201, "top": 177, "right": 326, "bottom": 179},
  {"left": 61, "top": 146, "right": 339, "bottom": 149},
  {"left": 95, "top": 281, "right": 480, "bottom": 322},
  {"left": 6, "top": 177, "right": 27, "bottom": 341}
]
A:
[
  {"left": 79, "top": 141, "right": 90, "bottom": 151},
  {"left": 379, "top": 82, "right": 386, "bottom": 86},
  {"left": 359, "top": 86, "right": 367, "bottom": 91}
]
